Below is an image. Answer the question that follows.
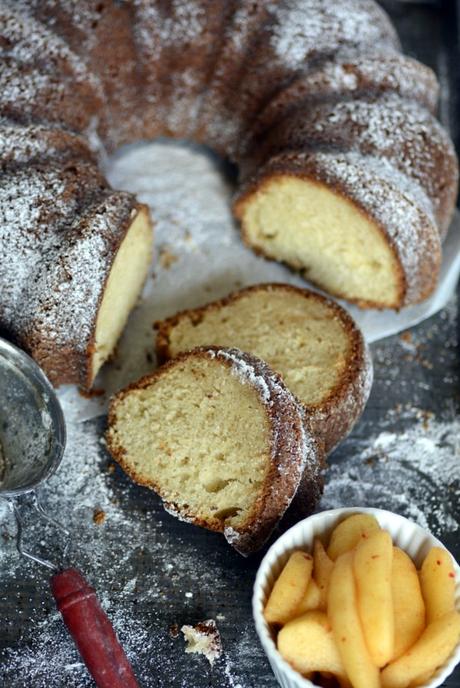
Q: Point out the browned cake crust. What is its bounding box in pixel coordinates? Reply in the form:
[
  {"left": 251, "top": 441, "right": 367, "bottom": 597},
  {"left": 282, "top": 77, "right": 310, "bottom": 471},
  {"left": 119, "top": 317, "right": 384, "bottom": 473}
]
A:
[
  {"left": 107, "top": 347, "right": 322, "bottom": 555},
  {"left": 135, "top": 2, "right": 235, "bottom": 142},
  {"left": 0, "top": 121, "right": 95, "bottom": 168},
  {"left": 155, "top": 283, "right": 372, "bottom": 455},
  {"left": 246, "top": 54, "right": 440, "bottom": 145},
  {"left": 197, "top": 0, "right": 399, "bottom": 157}
]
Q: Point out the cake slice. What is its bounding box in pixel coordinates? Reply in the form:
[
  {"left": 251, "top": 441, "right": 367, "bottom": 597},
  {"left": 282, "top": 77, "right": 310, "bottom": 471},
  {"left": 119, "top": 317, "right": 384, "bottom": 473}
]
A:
[
  {"left": 155, "top": 284, "right": 372, "bottom": 454},
  {"left": 89, "top": 203, "right": 153, "bottom": 384},
  {"left": 107, "top": 347, "right": 320, "bottom": 555}
]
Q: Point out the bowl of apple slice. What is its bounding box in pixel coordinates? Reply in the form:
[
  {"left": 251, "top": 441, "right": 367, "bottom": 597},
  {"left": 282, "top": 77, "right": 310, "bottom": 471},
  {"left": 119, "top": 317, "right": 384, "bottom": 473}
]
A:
[{"left": 253, "top": 507, "right": 460, "bottom": 688}]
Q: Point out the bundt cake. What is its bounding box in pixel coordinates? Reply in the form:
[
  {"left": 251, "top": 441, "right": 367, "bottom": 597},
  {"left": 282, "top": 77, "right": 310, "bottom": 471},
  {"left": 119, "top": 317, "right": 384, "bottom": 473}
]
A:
[
  {"left": 155, "top": 284, "right": 372, "bottom": 454},
  {"left": 106, "top": 347, "right": 321, "bottom": 555},
  {"left": 0, "top": 0, "right": 457, "bottom": 385}
]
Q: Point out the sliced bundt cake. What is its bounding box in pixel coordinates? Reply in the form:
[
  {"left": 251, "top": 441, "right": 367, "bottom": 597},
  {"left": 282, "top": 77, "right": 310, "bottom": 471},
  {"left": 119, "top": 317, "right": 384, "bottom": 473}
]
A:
[
  {"left": 107, "top": 347, "right": 320, "bottom": 555},
  {"left": 155, "top": 284, "right": 372, "bottom": 454},
  {"left": 0, "top": 0, "right": 457, "bottom": 387}
]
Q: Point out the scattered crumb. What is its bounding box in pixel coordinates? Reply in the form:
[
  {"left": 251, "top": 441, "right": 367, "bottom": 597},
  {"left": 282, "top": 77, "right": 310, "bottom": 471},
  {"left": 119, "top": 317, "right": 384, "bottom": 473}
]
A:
[
  {"left": 169, "top": 624, "right": 180, "bottom": 639},
  {"left": 184, "top": 592, "right": 193, "bottom": 599},
  {"left": 418, "top": 409, "right": 434, "bottom": 430},
  {"left": 92, "top": 508, "right": 106, "bottom": 525},
  {"left": 78, "top": 387, "right": 105, "bottom": 399},
  {"left": 159, "top": 246, "right": 178, "bottom": 269},
  {"left": 400, "top": 331, "right": 412, "bottom": 343},
  {"left": 106, "top": 462, "right": 116, "bottom": 474},
  {"left": 181, "top": 620, "right": 222, "bottom": 666}
]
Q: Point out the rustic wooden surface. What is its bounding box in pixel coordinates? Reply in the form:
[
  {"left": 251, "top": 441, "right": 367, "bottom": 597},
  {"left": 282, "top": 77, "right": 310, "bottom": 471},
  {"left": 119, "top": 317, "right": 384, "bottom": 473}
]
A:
[{"left": 0, "top": 2, "right": 459, "bottom": 687}]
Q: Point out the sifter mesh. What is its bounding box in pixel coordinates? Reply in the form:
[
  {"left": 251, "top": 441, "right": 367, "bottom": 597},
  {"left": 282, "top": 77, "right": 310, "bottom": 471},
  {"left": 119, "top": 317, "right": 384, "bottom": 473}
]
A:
[{"left": 0, "top": 338, "right": 65, "bottom": 497}]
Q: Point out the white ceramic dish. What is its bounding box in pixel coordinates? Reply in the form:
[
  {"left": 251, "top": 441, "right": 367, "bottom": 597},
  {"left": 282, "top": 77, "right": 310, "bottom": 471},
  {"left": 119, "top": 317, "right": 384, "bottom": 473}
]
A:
[{"left": 253, "top": 507, "right": 460, "bottom": 688}]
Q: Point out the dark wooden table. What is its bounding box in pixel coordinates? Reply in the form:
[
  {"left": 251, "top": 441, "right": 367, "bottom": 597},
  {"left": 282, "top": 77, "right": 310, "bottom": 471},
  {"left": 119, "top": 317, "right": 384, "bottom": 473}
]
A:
[{"left": 0, "top": 2, "right": 459, "bottom": 687}]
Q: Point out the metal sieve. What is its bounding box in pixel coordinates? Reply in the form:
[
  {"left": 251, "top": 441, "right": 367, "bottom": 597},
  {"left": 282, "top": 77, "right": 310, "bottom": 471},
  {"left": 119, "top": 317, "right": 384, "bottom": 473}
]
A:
[{"left": 0, "top": 337, "right": 139, "bottom": 688}]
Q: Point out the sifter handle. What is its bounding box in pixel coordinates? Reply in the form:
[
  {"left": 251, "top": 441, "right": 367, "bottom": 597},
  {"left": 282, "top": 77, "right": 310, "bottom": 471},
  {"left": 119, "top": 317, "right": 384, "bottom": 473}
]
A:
[{"left": 51, "top": 567, "right": 139, "bottom": 688}]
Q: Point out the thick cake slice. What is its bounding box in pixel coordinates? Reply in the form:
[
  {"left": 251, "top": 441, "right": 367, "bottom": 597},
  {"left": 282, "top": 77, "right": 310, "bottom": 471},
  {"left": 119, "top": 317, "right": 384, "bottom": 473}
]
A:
[
  {"left": 155, "top": 284, "right": 372, "bottom": 454},
  {"left": 107, "top": 347, "right": 320, "bottom": 555}
]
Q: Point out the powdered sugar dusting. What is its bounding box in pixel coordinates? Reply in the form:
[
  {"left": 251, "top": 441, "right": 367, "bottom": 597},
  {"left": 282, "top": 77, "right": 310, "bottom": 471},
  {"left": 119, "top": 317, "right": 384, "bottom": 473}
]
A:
[
  {"left": 322, "top": 407, "right": 460, "bottom": 535},
  {"left": 0, "top": 164, "right": 136, "bottom": 358},
  {"left": 252, "top": 53, "right": 438, "bottom": 148},
  {"left": 0, "top": 120, "right": 92, "bottom": 164},
  {"left": 270, "top": 0, "right": 398, "bottom": 70},
  {"left": 133, "top": 0, "right": 207, "bottom": 62},
  {"left": 163, "top": 502, "right": 194, "bottom": 525},
  {"left": 307, "top": 95, "right": 455, "bottom": 208},
  {"left": 0, "top": 3, "right": 104, "bottom": 98},
  {"left": 215, "top": 348, "right": 272, "bottom": 404}
]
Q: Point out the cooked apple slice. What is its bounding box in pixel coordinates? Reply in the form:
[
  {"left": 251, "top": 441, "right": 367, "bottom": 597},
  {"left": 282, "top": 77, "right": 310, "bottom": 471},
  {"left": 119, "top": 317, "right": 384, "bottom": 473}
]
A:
[
  {"left": 327, "top": 514, "right": 380, "bottom": 561},
  {"left": 278, "top": 610, "right": 350, "bottom": 686},
  {"left": 353, "top": 530, "right": 394, "bottom": 667},
  {"left": 328, "top": 552, "right": 380, "bottom": 688},
  {"left": 381, "top": 611, "right": 460, "bottom": 688},
  {"left": 314, "top": 538, "right": 334, "bottom": 610},
  {"left": 420, "top": 547, "right": 456, "bottom": 623},
  {"left": 264, "top": 551, "right": 313, "bottom": 625},
  {"left": 391, "top": 547, "right": 425, "bottom": 660}
]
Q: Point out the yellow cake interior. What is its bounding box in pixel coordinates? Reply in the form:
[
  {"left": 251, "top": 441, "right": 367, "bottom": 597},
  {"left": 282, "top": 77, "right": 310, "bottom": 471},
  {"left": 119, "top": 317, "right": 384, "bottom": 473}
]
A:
[
  {"left": 237, "top": 176, "right": 402, "bottom": 308},
  {"left": 91, "top": 206, "right": 153, "bottom": 382},
  {"left": 108, "top": 356, "right": 271, "bottom": 529},
  {"left": 164, "top": 288, "right": 351, "bottom": 408}
]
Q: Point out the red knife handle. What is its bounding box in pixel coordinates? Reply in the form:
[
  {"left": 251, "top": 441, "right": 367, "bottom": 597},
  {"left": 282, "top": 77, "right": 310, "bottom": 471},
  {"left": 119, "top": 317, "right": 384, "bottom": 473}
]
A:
[{"left": 51, "top": 567, "right": 139, "bottom": 688}]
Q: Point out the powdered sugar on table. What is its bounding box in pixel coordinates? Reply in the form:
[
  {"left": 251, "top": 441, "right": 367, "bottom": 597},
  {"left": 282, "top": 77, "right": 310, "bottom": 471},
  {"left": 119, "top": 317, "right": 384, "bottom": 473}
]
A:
[{"left": 0, "top": 140, "right": 458, "bottom": 688}]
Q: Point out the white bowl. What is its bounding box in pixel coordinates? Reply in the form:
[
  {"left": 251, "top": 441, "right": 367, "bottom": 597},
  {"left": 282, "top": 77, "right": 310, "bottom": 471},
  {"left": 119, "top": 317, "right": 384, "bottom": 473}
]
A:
[{"left": 253, "top": 507, "right": 460, "bottom": 688}]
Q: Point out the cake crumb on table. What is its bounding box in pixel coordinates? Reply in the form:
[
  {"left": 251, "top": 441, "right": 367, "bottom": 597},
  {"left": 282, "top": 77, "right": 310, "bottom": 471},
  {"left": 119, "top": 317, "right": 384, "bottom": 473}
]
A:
[
  {"left": 92, "top": 508, "right": 106, "bottom": 525},
  {"left": 159, "top": 246, "right": 179, "bottom": 269},
  {"left": 181, "top": 620, "right": 222, "bottom": 666}
]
